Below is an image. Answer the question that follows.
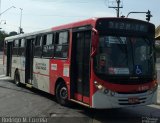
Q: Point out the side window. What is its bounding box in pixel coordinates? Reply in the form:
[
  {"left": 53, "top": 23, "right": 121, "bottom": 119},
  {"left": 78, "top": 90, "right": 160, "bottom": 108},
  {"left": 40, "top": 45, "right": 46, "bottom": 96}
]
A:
[
  {"left": 34, "top": 36, "right": 42, "bottom": 57},
  {"left": 19, "top": 39, "right": 21, "bottom": 47},
  {"left": 42, "top": 34, "right": 54, "bottom": 58},
  {"left": 4, "top": 41, "right": 7, "bottom": 55},
  {"left": 21, "top": 39, "right": 25, "bottom": 47},
  {"left": 14, "top": 40, "right": 19, "bottom": 47},
  {"left": 19, "top": 39, "right": 25, "bottom": 56},
  {"left": 12, "top": 39, "right": 19, "bottom": 56},
  {"left": 47, "top": 34, "right": 53, "bottom": 45},
  {"left": 35, "top": 36, "right": 42, "bottom": 46},
  {"left": 54, "top": 31, "right": 69, "bottom": 58},
  {"left": 43, "top": 35, "right": 47, "bottom": 46}
]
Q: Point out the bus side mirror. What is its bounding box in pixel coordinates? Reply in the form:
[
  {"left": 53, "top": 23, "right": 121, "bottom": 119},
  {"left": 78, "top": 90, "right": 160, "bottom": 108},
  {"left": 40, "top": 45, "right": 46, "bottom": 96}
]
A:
[{"left": 91, "top": 28, "right": 99, "bottom": 57}]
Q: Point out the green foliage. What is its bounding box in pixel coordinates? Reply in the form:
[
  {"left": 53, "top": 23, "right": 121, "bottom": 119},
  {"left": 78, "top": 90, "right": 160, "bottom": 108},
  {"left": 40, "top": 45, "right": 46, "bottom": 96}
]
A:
[
  {"left": 9, "top": 31, "right": 17, "bottom": 36},
  {"left": 0, "top": 31, "right": 8, "bottom": 51}
]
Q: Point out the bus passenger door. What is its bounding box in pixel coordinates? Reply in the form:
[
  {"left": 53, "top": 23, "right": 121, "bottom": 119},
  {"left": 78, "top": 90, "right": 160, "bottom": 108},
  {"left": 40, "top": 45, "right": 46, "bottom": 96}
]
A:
[
  {"left": 25, "top": 38, "right": 34, "bottom": 84},
  {"left": 6, "top": 42, "right": 12, "bottom": 76},
  {"left": 71, "top": 30, "right": 91, "bottom": 104}
]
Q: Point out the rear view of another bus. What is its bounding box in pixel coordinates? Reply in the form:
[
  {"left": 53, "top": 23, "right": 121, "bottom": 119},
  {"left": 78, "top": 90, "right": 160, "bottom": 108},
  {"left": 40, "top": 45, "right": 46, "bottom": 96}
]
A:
[{"left": 91, "top": 18, "right": 157, "bottom": 109}]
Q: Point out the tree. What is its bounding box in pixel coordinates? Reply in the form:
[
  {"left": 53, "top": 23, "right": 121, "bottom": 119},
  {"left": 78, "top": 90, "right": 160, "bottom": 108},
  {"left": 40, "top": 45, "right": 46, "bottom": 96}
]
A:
[
  {"left": 9, "top": 31, "right": 18, "bottom": 36},
  {"left": 0, "top": 31, "right": 8, "bottom": 51}
]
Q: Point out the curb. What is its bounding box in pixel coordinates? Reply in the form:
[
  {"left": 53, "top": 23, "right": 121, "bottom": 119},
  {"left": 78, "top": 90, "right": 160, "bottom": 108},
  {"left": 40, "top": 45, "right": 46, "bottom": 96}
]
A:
[{"left": 0, "top": 75, "right": 11, "bottom": 80}]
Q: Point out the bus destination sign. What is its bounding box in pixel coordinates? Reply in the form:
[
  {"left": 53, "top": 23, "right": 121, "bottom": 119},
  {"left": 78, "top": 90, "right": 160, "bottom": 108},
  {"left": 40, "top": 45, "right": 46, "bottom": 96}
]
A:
[{"left": 108, "top": 21, "right": 148, "bottom": 33}]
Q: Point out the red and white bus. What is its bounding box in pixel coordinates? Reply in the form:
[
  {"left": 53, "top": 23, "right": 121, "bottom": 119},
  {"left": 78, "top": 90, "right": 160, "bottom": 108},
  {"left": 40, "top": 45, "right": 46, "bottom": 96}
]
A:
[{"left": 3, "top": 17, "right": 158, "bottom": 109}]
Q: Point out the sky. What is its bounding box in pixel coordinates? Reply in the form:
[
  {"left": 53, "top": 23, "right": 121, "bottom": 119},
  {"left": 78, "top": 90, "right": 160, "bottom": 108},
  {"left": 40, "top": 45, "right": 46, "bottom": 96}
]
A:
[{"left": 0, "top": 0, "right": 160, "bottom": 33}]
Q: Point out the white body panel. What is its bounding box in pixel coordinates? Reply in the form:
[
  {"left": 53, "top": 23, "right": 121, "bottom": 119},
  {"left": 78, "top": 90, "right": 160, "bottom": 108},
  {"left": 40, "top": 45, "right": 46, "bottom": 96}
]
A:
[
  {"left": 19, "top": 56, "right": 25, "bottom": 84},
  {"left": 33, "top": 58, "right": 50, "bottom": 93},
  {"left": 11, "top": 56, "right": 20, "bottom": 80},
  {"left": 3, "top": 56, "right": 7, "bottom": 75},
  {"left": 92, "top": 89, "right": 157, "bottom": 109},
  {"left": 11, "top": 56, "right": 25, "bottom": 83},
  {"left": 11, "top": 56, "right": 50, "bottom": 93}
]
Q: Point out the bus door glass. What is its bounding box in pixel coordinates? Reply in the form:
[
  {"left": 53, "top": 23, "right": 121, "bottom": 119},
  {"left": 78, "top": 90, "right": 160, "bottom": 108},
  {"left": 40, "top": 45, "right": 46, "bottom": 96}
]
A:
[
  {"left": 25, "top": 38, "right": 34, "bottom": 84},
  {"left": 6, "top": 41, "right": 13, "bottom": 76},
  {"left": 71, "top": 30, "right": 91, "bottom": 103}
]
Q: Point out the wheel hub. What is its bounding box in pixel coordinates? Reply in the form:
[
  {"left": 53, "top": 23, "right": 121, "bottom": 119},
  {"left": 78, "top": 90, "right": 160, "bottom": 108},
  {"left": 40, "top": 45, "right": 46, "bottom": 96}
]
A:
[{"left": 60, "top": 87, "right": 67, "bottom": 99}]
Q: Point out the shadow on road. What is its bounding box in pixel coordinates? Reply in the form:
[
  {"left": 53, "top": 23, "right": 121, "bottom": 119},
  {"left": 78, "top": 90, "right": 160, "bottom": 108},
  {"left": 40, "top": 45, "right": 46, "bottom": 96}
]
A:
[
  {"left": 82, "top": 107, "right": 160, "bottom": 123},
  {"left": 0, "top": 79, "right": 57, "bottom": 100},
  {"left": 48, "top": 102, "right": 160, "bottom": 123}
]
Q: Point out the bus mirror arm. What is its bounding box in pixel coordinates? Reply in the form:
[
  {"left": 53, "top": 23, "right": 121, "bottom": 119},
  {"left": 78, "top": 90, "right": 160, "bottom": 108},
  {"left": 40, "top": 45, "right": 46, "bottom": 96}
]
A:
[{"left": 91, "top": 28, "right": 99, "bottom": 57}]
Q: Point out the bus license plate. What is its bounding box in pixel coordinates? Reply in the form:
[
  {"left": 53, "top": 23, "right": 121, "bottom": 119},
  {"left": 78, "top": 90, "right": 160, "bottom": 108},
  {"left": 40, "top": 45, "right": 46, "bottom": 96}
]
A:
[{"left": 128, "top": 97, "right": 139, "bottom": 104}]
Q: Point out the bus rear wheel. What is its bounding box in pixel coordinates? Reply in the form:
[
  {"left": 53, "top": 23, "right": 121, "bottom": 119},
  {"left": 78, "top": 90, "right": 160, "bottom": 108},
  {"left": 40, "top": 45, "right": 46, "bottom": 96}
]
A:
[
  {"left": 56, "top": 82, "right": 69, "bottom": 106},
  {"left": 14, "top": 71, "right": 21, "bottom": 86}
]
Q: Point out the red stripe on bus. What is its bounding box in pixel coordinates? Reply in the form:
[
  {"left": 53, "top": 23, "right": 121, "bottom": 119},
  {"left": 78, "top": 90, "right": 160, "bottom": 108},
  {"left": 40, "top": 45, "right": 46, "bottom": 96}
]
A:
[
  {"left": 12, "top": 68, "right": 50, "bottom": 77},
  {"left": 74, "top": 93, "right": 90, "bottom": 104},
  {"left": 83, "top": 96, "right": 90, "bottom": 104}
]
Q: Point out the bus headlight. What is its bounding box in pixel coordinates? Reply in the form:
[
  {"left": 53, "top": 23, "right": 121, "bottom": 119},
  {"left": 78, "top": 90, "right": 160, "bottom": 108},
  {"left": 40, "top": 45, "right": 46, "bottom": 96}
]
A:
[
  {"left": 104, "top": 89, "right": 109, "bottom": 94},
  {"left": 97, "top": 85, "right": 103, "bottom": 90},
  {"left": 110, "top": 91, "right": 116, "bottom": 96},
  {"left": 94, "top": 81, "right": 105, "bottom": 91},
  {"left": 94, "top": 81, "right": 116, "bottom": 96}
]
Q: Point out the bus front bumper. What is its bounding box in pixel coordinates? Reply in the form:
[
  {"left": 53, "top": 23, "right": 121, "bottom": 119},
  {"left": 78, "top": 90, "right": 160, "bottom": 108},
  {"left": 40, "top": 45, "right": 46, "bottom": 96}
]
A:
[{"left": 92, "top": 89, "right": 158, "bottom": 109}]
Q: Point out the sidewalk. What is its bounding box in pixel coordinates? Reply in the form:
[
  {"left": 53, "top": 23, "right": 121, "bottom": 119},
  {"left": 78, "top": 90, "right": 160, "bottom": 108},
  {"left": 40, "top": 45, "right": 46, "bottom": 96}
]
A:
[
  {"left": 0, "top": 59, "right": 3, "bottom": 65},
  {"left": 0, "top": 58, "right": 4, "bottom": 75},
  {"left": 157, "top": 86, "right": 160, "bottom": 105}
]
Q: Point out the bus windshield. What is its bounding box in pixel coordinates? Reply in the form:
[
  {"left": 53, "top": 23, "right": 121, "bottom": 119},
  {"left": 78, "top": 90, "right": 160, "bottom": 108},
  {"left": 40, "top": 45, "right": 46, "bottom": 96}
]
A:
[{"left": 94, "top": 36, "right": 154, "bottom": 79}]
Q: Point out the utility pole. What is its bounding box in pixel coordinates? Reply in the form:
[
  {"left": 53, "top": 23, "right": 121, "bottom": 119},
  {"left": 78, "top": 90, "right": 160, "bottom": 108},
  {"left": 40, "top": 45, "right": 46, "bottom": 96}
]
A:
[
  {"left": 0, "top": 0, "right": 1, "bottom": 20},
  {"left": 19, "top": 8, "right": 23, "bottom": 34},
  {"left": 19, "top": 8, "right": 22, "bottom": 31},
  {"left": 108, "top": 0, "right": 123, "bottom": 17},
  {"left": 117, "top": 0, "right": 120, "bottom": 17}
]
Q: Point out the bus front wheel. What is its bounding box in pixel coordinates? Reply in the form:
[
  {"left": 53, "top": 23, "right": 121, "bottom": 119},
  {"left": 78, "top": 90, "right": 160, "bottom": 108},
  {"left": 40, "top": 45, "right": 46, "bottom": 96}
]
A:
[{"left": 56, "top": 82, "right": 69, "bottom": 106}]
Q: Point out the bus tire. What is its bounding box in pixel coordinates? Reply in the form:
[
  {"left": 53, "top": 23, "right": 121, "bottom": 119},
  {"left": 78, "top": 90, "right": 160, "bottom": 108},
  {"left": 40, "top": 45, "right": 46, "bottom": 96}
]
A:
[
  {"left": 56, "top": 82, "right": 69, "bottom": 106},
  {"left": 14, "top": 71, "right": 21, "bottom": 86}
]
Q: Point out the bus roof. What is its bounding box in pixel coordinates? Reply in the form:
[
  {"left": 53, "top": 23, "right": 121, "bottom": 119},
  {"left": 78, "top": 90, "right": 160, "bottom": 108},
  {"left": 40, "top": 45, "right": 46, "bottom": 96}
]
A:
[
  {"left": 5, "top": 17, "right": 98, "bottom": 41},
  {"left": 5, "top": 17, "right": 154, "bottom": 41}
]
